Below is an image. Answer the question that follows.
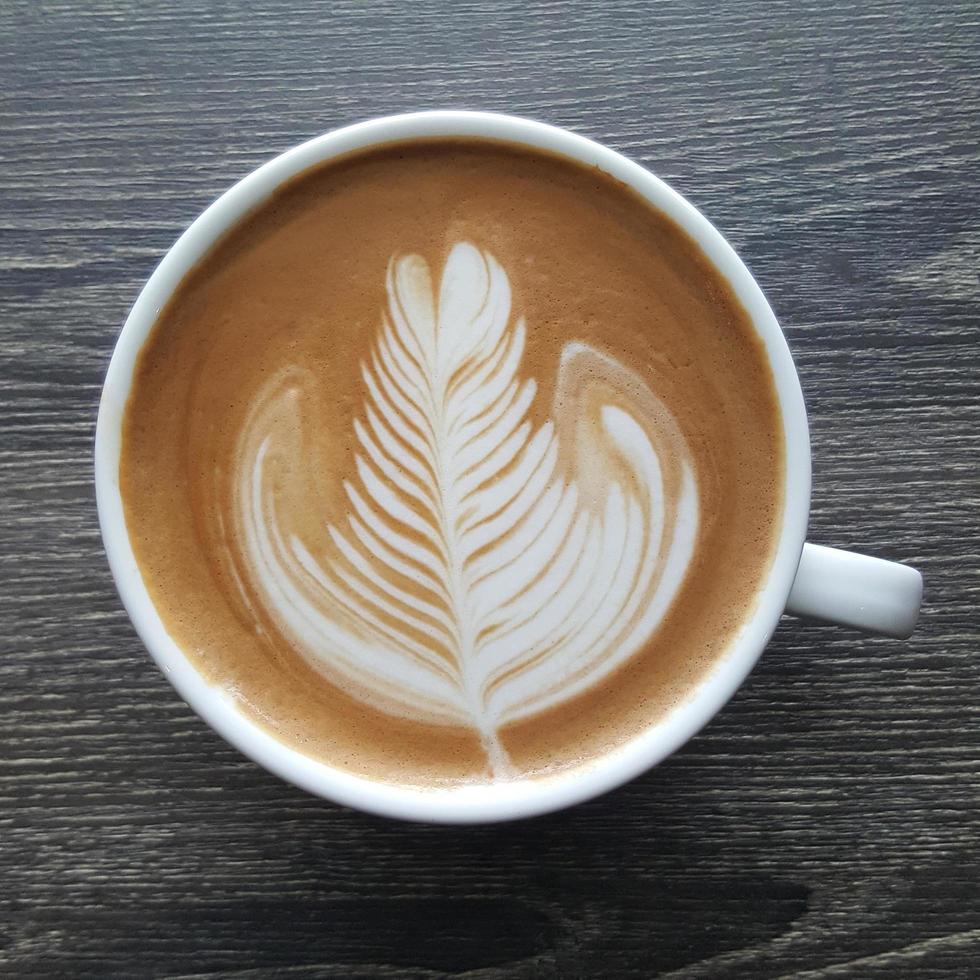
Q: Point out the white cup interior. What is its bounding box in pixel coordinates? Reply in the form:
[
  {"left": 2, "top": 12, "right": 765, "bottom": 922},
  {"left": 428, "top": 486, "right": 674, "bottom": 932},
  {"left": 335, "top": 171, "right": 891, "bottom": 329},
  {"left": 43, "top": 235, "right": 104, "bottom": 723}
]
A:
[{"left": 95, "top": 111, "right": 811, "bottom": 822}]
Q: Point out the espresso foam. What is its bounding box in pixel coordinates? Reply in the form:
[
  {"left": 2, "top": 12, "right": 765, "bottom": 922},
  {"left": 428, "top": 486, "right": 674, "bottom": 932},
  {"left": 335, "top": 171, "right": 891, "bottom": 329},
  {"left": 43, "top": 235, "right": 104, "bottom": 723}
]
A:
[{"left": 120, "top": 139, "right": 784, "bottom": 786}]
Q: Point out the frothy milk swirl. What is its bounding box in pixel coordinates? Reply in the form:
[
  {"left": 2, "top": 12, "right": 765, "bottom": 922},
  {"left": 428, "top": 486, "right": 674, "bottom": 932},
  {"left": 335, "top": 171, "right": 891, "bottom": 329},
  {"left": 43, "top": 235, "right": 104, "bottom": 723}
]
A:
[{"left": 231, "top": 243, "right": 698, "bottom": 775}]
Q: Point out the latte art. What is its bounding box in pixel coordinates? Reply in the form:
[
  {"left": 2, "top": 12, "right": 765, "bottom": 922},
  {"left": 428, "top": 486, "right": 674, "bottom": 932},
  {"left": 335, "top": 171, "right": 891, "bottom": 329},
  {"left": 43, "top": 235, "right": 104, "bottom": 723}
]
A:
[
  {"left": 233, "top": 243, "right": 698, "bottom": 774},
  {"left": 120, "top": 139, "right": 783, "bottom": 785}
]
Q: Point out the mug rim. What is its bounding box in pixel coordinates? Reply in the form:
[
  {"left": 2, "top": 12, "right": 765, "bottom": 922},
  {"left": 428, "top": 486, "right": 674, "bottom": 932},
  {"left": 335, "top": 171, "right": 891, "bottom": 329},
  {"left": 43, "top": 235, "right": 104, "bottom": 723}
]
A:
[{"left": 95, "top": 110, "right": 811, "bottom": 822}]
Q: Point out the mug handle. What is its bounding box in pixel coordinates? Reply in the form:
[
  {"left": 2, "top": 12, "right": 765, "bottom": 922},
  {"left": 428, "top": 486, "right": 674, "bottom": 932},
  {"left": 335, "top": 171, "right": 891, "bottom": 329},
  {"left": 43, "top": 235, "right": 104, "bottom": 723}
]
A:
[{"left": 786, "top": 543, "right": 923, "bottom": 638}]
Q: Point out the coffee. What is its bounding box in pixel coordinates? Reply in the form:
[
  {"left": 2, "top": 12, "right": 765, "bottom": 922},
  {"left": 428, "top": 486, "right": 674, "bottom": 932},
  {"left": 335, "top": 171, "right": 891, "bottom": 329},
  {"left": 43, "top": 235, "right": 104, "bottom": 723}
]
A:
[{"left": 121, "top": 138, "right": 784, "bottom": 785}]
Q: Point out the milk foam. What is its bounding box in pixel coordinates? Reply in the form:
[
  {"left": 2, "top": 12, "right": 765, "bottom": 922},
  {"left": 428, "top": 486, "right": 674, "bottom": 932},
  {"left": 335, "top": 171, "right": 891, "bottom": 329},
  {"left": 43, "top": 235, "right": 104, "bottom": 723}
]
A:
[{"left": 231, "top": 242, "right": 699, "bottom": 775}]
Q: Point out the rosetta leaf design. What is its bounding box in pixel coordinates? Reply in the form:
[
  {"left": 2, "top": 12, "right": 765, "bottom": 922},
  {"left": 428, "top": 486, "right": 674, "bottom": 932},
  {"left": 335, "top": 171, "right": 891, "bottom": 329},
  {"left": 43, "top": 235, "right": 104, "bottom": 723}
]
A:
[{"left": 233, "top": 242, "right": 699, "bottom": 776}]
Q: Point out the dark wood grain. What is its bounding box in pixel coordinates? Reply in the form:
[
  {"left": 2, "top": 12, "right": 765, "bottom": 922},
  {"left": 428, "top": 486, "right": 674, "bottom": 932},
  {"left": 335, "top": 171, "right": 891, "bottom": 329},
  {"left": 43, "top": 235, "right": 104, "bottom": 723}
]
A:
[{"left": 1, "top": 0, "right": 978, "bottom": 976}]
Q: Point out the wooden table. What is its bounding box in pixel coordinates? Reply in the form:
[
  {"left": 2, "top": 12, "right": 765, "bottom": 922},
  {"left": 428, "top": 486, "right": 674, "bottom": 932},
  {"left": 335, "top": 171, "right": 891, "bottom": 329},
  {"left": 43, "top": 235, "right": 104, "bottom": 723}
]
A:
[{"left": 2, "top": 2, "right": 977, "bottom": 976}]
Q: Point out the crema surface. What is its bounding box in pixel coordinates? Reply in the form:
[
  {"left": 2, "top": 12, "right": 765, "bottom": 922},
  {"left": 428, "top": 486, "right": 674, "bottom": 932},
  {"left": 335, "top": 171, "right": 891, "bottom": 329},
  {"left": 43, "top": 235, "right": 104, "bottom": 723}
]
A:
[{"left": 121, "top": 139, "right": 784, "bottom": 785}]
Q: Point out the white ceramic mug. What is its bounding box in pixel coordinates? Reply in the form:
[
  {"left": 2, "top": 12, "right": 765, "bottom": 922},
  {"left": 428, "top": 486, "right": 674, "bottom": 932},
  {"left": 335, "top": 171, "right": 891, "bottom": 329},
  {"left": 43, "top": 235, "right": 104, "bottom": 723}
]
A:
[{"left": 96, "top": 111, "right": 923, "bottom": 823}]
